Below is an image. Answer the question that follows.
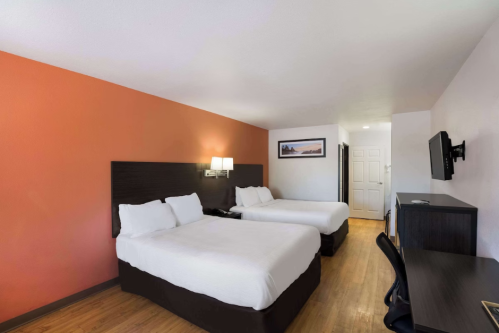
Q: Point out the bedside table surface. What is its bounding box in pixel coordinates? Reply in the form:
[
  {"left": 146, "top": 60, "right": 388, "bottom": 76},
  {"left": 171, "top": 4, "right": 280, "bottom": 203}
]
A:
[{"left": 207, "top": 210, "right": 242, "bottom": 219}]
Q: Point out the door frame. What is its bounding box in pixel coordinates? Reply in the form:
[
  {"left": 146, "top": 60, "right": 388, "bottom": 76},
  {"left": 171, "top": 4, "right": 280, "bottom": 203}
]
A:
[{"left": 338, "top": 142, "right": 349, "bottom": 204}]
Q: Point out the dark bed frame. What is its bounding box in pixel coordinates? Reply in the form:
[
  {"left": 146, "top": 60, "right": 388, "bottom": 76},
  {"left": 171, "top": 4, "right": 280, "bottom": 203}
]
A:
[
  {"left": 111, "top": 161, "right": 322, "bottom": 333},
  {"left": 320, "top": 219, "right": 349, "bottom": 256},
  {"left": 119, "top": 255, "right": 320, "bottom": 333}
]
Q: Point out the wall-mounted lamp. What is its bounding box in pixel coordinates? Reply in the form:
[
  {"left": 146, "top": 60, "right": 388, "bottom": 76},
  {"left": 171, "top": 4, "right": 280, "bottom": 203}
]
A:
[
  {"left": 204, "top": 157, "right": 234, "bottom": 178},
  {"left": 222, "top": 157, "right": 233, "bottom": 178}
]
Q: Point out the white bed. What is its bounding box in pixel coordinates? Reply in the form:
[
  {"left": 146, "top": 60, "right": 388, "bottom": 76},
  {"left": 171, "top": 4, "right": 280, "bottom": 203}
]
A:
[
  {"left": 116, "top": 215, "right": 320, "bottom": 311},
  {"left": 230, "top": 199, "right": 350, "bottom": 235}
]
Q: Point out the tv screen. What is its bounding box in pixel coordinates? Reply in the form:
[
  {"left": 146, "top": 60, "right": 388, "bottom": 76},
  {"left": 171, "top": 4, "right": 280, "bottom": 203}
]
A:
[{"left": 429, "top": 131, "right": 453, "bottom": 180}]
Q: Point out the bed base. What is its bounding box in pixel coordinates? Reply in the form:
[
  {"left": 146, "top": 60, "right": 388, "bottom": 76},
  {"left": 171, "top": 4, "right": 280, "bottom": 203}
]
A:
[
  {"left": 119, "top": 252, "right": 321, "bottom": 333},
  {"left": 319, "top": 218, "right": 349, "bottom": 256}
]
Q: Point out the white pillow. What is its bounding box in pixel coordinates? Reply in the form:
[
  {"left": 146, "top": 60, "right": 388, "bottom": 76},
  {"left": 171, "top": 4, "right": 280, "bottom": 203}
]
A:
[
  {"left": 119, "top": 201, "right": 176, "bottom": 238},
  {"left": 165, "top": 193, "right": 204, "bottom": 226},
  {"left": 240, "top": 187, "right": 262, "bottom": 207},
  {"left": 256, "top": 187, "right": 274, "bottom": 203},
  {"left": 119, "top": 200, "right": 161, "bottom": 235},
  {"left": 235, "top": 186, "right": 243, "bottom": 206}
]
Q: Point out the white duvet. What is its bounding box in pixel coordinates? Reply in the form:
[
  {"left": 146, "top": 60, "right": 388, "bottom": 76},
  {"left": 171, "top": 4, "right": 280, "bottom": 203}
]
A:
[
  {"left": 230, "top": 199, "right": 350, "bottom": 235},
  {"left": 116, "top": 215, "right": 320, "bottom": 310}
]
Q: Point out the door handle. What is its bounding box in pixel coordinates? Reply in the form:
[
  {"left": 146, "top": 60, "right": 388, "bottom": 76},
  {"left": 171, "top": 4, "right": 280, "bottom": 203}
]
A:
[{"left": 378, "top": 182, "right": 383, "bottom": 185}]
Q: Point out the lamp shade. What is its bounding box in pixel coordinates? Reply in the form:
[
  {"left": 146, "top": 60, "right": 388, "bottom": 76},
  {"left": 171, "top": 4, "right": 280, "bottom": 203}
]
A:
[
  {"left": 211, "top": 157, "right": 223, "bottom": 170},
  {"left": 222, "top": 157, "right": 234, "bottom": 171}
]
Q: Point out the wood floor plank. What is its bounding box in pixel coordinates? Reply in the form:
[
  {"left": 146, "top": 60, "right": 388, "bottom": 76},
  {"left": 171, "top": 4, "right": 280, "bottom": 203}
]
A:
[{"left": 11, "top": 218, "right": 393, "bottom": 333}]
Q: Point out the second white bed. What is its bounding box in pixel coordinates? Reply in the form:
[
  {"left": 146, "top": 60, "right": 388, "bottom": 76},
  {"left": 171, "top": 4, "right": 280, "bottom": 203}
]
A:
[
  {"left": 230, "top": 199, "right": 350, "bottom": 235},
  {"left": 116, "top": 215, "right": 320, "bottom": 311}
]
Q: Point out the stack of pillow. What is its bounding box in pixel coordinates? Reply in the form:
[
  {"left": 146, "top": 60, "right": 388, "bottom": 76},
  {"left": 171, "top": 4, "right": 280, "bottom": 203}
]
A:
[
  {"left": 236, "top": 186, "right": 274, "bottom": 208},
  {"left": 118, "top": 187, "right": 275, "bottom": 238},
  {"left": 118, "top": 193, "right": 204, "bottom": 238}
]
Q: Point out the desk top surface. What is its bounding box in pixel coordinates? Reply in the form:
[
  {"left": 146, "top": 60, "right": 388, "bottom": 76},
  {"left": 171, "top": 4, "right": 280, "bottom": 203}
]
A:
[
  {"left": 397, "top": 193, "right": 477, "bottom": 211},
  {"left": 403, "top": 248, "right": 499, "bottom": 333}
]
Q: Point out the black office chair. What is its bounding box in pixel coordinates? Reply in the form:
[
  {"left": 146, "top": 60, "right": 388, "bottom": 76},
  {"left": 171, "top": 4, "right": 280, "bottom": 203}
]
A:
[{"left": 376, "top": 233, "right": 414, "bottom": 333}]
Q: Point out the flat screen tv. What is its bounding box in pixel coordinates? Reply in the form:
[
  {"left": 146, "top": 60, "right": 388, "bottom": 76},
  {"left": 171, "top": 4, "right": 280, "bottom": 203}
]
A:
[
  {"left": 429, "top": 131, "right": 465, "bottom": 181},
  {"left": 429, "top": 131, "right": 453, "bottom": 180}
]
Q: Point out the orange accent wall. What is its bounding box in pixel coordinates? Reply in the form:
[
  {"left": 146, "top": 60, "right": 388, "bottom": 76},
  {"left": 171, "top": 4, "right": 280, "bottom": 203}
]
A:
[{"left": 0, "top": 51, "right": 268, "bottom": 323}]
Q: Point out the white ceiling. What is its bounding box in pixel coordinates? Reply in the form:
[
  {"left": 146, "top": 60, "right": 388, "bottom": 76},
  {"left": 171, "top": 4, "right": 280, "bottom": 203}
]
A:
[{"left": 1, "top": 1, "right": 498, "bottom": 131}]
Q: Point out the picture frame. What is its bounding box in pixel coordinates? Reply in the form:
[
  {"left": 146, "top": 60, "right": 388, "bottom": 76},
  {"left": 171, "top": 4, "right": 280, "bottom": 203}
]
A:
[
  {"left": 278, "top": 138, "right": 326, "bottom": 159},
  {"left": 482, "top": 301, "right": 499, "bottom": 329}
]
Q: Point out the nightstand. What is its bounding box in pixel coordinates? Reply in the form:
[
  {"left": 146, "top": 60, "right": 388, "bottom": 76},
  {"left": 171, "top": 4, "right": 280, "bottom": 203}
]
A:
[{"left": 207, "top": 210, "right": 242, "bottom": 220}]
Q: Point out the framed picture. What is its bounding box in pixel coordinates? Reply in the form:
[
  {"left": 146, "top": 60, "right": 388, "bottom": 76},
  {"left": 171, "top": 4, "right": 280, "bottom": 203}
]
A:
[
  {"left": 278, "top": 138, "right": 326, "bottom": 159},
  {"left": 482, "top": 301, "right": 499, "bottom": 329}
]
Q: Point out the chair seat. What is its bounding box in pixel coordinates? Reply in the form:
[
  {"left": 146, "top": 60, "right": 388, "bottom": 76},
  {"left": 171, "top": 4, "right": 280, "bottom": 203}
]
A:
[{"left": 391, "top": 316, "right": 414, "bottom": 333}]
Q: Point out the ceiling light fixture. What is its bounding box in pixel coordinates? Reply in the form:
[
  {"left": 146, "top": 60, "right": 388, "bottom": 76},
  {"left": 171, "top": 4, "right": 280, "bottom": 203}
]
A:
[{"left": 363, "top": 126, "right": 370, "bottom": 129}]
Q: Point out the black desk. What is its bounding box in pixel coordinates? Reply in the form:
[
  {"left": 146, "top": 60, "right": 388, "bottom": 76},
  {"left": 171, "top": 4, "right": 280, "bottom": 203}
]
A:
[{"left": 403, "top": 248, "right": 499, "bottom": 333}]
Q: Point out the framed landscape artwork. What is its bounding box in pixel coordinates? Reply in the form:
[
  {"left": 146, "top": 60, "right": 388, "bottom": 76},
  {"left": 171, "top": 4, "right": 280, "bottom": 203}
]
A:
[{"left": 278, "top": 138, "right": 326, "bottom": 159}]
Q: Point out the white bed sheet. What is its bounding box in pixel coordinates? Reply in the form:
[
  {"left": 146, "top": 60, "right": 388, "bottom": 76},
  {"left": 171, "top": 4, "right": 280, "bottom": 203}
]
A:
[
  {"left": 116, "top": 215, "right": 320, "bottom": 310},
  {"left": 230, "top": 199, "right": 349, "bottom": 235}
]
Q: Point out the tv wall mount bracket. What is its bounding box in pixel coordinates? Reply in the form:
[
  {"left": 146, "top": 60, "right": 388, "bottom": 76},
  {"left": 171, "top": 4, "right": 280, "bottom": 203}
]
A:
[{"left": 450, "top": 140, "right": 465, "bottom": 162}]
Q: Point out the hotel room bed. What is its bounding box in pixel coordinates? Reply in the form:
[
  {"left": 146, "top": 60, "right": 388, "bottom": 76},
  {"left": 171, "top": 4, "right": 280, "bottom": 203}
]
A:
[
  {"left": 117, "top": 215, "right": 321, "bottom": 333},
  {"left": 117, "top": 215, "right": 320, "bottom": 310},
  {"left": 111, "top": 161, "right": 322, "bottom": 333},
  {"left": 230, "top": 199, "right": 350, "bottom": 256}
]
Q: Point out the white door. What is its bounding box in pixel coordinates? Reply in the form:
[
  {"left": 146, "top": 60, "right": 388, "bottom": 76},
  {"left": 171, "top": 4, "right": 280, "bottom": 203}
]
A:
[{"left": 349, "top": 146, "right": 384, "bottom": 220}]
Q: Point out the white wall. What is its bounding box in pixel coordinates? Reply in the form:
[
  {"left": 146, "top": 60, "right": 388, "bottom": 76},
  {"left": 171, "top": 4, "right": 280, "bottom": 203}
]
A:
[
  {"left": 349, "top": 129, "right": 392, "bottom": 215},
  {"left": 390, "top": 111, "right": 431, "bottom": 235},
  {"left": 269, "top": 124, "right": 347, "bottom": 201},
  {"left": 430, "top": 18, "right": 499, "bottom": 260},
  {"left": 338, "top": 125, "right": 349, "bottom": 146}
]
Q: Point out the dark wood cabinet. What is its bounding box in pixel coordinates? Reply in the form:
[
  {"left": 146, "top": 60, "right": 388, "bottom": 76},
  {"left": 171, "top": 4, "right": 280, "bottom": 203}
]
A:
[{"left": 396, "top": 193, "right": 477, "bottom": 256}]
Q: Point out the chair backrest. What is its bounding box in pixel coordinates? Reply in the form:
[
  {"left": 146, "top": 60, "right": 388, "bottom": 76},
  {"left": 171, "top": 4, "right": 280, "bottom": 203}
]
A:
[{"left": 376, "top": 232, "right": 409, "bottom": 301}]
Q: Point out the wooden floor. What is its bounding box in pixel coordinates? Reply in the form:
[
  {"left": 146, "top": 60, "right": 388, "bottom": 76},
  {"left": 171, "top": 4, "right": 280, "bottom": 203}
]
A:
[{"left": 12, "top": 218, "right": 394, "bottom": 333}]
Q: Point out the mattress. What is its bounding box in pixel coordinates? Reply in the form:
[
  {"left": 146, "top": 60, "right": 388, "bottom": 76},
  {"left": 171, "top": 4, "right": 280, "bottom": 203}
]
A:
[
  {"left": 116, "top": 215, "right": 320, "bottom": 311},
  {"left": 230, "top": 199, "right": 350, "bottom": 235}
]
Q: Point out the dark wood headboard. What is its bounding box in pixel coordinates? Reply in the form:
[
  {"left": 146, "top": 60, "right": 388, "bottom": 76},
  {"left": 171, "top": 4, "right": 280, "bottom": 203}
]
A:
[{"left": 111, "top": 161, "right": 263, "bottom": 238}]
